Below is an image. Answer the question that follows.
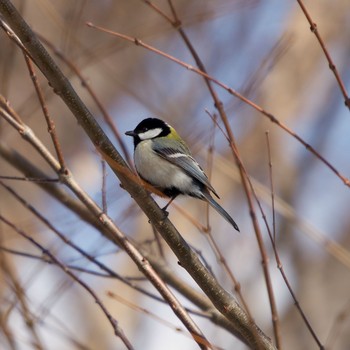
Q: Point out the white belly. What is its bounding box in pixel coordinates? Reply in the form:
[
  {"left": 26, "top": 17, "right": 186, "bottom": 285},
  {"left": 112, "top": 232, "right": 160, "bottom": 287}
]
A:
[{"left": 134, "top": 140, "right": 193, "bottom": 192}]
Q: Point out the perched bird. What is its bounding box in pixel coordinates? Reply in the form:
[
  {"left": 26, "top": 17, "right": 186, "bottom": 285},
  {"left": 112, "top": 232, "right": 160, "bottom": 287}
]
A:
[{"left": 125, "top": 118, "right": 239, "bottom": 231}]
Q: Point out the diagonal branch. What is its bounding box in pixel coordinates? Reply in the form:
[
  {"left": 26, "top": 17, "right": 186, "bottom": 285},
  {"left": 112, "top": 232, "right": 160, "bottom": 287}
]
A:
[
  {"left": 0, "top": 214, "right": 135, "bottom": 350},
  {"left": 0, "top": 97, "right": 210, "bottom": 350},
  {"left": 0, "top": 1, "right": 275, "bottom": 348},
  {"left": 296, "top": 0, "right": 350, "bottom": 110},
  {"left": 85, "top": 21, "right": 350, "bottom": 189},
  {"left": 0, "top": 142, "right": 270, "bottom": 344}
]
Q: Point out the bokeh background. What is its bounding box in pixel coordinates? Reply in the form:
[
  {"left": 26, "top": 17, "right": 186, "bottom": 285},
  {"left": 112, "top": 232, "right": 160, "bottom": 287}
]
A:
[{"left": 1, "top": 0, "right": 350, "bottom": 349}]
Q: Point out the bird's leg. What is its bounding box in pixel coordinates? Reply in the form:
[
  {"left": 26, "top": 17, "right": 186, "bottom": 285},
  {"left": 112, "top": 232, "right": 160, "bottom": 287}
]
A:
[{"left": 161, "top": 195, "right": 178, "bottom": 216}]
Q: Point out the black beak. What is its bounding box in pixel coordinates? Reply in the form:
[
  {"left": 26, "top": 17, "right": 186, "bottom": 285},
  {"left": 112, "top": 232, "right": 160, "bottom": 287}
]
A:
[{"left": 125, "top": 130, "right": 136, "bottom": 137}]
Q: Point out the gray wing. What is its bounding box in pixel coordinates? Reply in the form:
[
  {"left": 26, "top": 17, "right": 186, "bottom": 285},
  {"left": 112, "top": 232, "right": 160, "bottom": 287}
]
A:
[{"left": 152, "top": 139, "right": 219, "bottom": 198}]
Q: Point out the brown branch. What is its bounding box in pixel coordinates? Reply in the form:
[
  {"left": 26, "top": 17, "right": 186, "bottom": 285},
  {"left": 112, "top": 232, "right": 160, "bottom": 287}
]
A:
[
  {"left": 23, "top": 53, "right": 67, "bottom": 171},
  {"left": 0, "top": 256, "right": 45, "bottom": 350},
  {"left": 86, "top": 21, "right": 350, "bottom": 189},
  {"left": 296, "top": 0, "right": 350, "bottom": 110},
  {"left": 159, "top": 1, "right": 281, "bottom": 345},
  {"left": 265, "top": 132, "right": 276, "bottom": 242},
  {"left": 0, "top": 214, "right": 135, "bottom": 350},
  {"left": 264, "top": 136, "right": 324, "bottom": 349},
  {"left": 0, "top": 96, "right": 210, "bottom": 349},
  {"left": 37, "top": 34, "right": 133, "bottom": 167},
  {"left": 0, "top": 142, "right": 273, "bottom": 348},
  {"left": 0, "top": 308, "right": 17, "bottom": 350},
  {"left": 0, "top": 180, "right": 203, "bottom": 315},
  {"left": 202, "top": 112, "right": 252, "bottom": 314},
  {"left": 0, "top": 2, "right": 276, "bottom": 347},
  {"left": 107, "top": 291, "right": 224, "bottom": 350}
]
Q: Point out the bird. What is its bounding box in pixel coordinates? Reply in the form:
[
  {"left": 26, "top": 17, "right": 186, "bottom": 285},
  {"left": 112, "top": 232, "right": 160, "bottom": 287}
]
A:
[{"left": 125, "top": 118, "right": 239, "bottom": 231}]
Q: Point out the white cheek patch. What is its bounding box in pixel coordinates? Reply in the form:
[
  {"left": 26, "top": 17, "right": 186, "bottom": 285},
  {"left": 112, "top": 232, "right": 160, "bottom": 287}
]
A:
[{"left": 138, "top": 128, "right": 162, "bottom": 140}]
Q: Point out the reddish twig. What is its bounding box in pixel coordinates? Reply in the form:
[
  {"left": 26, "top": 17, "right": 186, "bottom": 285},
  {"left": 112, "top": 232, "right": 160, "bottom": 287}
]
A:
[
  {"left": 265, "top": 132, "right": 276, "bottom": 242},
  {"left": 0, "top": 214, "right": 135, "bottom": 350},
  {"left": 142, "top": 3, "right": 281, "bottom": 345},
  {"left": 263, "top": 132, "right": 324, "bottom": 349},
  {"left": 0, "top": 96, "right": 211, "bottom": 350},
  {"left": 107, "top": 291, "right": 223, "bottom": 350},
  {"left": 204, "top": 111, "right": 253, "bottom": 314},
  {"left": 38, "top": 35, "right": 133, "bottom": 167},
  {"left": 0, "top": 180, "right": 200, "bottom": 310},
  {"left": 0, "top": 243, "right": 44, "bottom": 349},
  {"left": 164, "top": 2, "right": 281, "bottom": 345},
  {"left": 86, "top": 22, "right": 350, "bottom": 189},
  {"left": 0, "top": 3, "right": 277, "bottom": 346},
  {"left": 23, "top": 54, "right": 67, "bottom": 172},
  {"left": 296, "top": 0, "right": 350, "bottom": 110},
  {"left": 207, "top": 110, "right": 283, "bottom": 347}
]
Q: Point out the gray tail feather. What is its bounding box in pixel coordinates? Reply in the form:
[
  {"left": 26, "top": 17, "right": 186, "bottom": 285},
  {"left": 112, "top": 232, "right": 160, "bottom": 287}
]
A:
[{"left": 202, "top": 191, "right": 239, "bottom": 232}]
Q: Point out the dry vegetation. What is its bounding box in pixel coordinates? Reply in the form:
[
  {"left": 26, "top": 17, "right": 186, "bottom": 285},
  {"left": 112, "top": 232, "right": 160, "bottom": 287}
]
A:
[{"left": 0, "top": 1, "right": 350, "bottom": 349}]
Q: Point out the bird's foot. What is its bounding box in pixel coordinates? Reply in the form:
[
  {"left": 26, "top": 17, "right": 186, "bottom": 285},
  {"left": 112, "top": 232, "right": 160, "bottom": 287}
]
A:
[{"left": 161, "top": 206, "right": 169, "bottom": 220}]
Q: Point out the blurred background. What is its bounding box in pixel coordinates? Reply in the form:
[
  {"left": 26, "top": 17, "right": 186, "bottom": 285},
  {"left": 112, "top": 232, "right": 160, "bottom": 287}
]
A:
[{"left": 1, "top": 0, "right": 350, "bottom": 349}]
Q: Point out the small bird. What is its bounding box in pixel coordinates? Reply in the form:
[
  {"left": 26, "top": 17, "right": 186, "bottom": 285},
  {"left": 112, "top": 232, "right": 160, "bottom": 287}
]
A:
[{"left": 125, "top": 118, "right": 239, "bottom": 231}]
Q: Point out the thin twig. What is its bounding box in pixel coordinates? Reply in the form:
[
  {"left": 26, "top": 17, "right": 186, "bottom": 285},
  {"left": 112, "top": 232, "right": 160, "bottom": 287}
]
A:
[
  {"left": 0, "top": 244, "right": 223, "bottom": 322},
  {"left": 101, "top": 159, "right": 107, "bottom": 213},
  {"left": 213, "top": 118, "right": 324, "bottom": 348},
  {"left": 265, "top": 132, "right": 276, "bottom": 242},
  {"left": 138, "top": 5, "right": 282, "bottom": 345},
  {"left": 296, "top": 0, "right": 350, "bottom": 110},
  {"left": 23, "top": 54, "right": 67, "bottom": 172},
  {"left": 9, "top": 280, "right": 45, "bottom": 349},
  {"left": 0, "top": 96, "right": 210, "bottom": 350},
  {"left": 37, "top": 34, "right": 133, "bottom": 167},
  {"left": 0, "top": 215, "right": 135, "bottom": 349},
  {"left": 206, "top": 110, "right": 282, "bottom": 347},
  {"left": 0, "top": 239, "right": 45, "bottom": 349},
  {"left": 86, "top": 21, "right": 350, "bottom": 189},
  {"left": 263, "top": 135, "right": 324, "bottom": 349},
  {"left": 107, "top": 291, "right": 224, "bottom": 350},
  {"left": 0, "top": 142, "right": 274, "bottom": 348},
  {"left": 0, "top": 3, "right": 276, "bottom": 346},
  {"left": 0, "top": 180, "right": 185, "bottom": 308},
  {"left": 151, "top": 224, "right": 165, "bottom": 259},
  {"left": 204, "top": 111, "right": 252, "bottom": 314}
]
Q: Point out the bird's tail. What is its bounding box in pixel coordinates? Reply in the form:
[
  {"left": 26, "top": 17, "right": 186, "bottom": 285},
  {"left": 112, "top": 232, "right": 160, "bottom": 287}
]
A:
[{"left": 202, "top": 191, "right": 239, "bottom": 232}]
